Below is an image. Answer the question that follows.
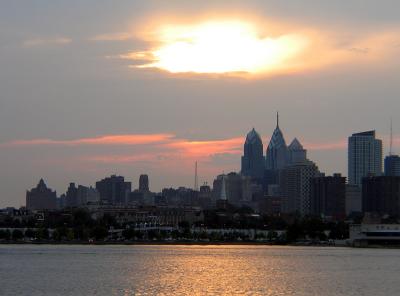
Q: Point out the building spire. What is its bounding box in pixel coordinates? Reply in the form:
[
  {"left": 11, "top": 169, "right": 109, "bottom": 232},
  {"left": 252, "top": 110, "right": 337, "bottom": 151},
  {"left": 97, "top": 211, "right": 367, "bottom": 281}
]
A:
[
  {"left": 277, "top": 111, "right": 279, "bottom": 128},
  {"left": 390, "top": 118, "right": 393, "bottom": 156}
]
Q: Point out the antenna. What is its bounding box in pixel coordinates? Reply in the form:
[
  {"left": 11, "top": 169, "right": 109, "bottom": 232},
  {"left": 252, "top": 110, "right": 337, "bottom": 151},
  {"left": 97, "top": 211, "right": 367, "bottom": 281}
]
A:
[
  {"left": 390, "top": 118, "right": 393, "bottom": 156},
  {"left": 194, "top": 161, "right": 198, "bottom": 191}
]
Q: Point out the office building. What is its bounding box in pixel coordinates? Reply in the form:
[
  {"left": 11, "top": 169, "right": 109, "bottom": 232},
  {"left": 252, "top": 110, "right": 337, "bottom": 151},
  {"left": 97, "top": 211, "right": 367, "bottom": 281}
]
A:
[
  {"left": 26, "top": 179, "right": 57, "bottom": 210},
  {"left": 241, "top": 128, "right": 264, "bottom": 181},
  {"left": 348, "top": 130, "right": 382, "bottom": 186},
  {"left": 265, "top": 113, "right": 288, "bottom": 171},
  {"left": 96, "top": 175, "right": 131, "bottom": 205},
  {"left": 279, "top": 160, "right": 321, "bottom": 215},
  {"left": 362, "top": 176, "right": 400, "bottom": 216},
  {"left": 311, "top": 173, "right": 346, "bottom": 219},
  {"left": 384, "top": 155, "right": 400, "bottom": 176},
  {"left": 288, "top": 138, "right": 307, "bottom": 164},
  {"left": 139, "top": 174, "right": 150, "bottom": 192}
]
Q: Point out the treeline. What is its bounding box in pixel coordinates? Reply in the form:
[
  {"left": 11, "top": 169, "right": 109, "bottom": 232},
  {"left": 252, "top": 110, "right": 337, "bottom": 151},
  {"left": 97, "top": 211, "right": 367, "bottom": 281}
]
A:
[{"left": 0, "top": 208, "right": 349, "bottom": 242}]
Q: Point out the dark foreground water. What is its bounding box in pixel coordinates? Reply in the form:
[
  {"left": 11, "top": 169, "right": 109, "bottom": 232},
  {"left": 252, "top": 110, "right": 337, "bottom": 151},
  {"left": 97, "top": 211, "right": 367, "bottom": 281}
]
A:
[{"left": 1, "top": 245, "right": 400, "bottom": 295}]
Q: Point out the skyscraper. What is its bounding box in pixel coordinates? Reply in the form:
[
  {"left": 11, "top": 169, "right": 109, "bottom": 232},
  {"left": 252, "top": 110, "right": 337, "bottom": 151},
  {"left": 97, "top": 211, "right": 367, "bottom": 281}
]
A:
[
  {"left": 96, "top": 175, "right": 131, "bottom": 205},
  {"left": 348, "top": 130, "right": 382, "bottom": 186},
  {"left": 287, "top": 138, "right": 307, "bottom": 164},
  {"left": 265, "top": 113, "right": 288, "bottom": 170},
  {"left": 279, "top": 160, "right": 321, "bottom": 215},
  {"left": 139, "top": 174, "right": 150, "bottom": 192},
  {"left": 65, "top": 182, "right": 78, "bottom": 207},
  {"left": 26, "top": 179, "right": 57, "bottom": 210},
  {"left": 384, "top": 155, "right": 400, "bottom": 176},
  {"left": 241, "top": 128, "right": 264, "bottom": 181},
  {"left": 311, "top": 173, "right": 346, "bottom": 219}
]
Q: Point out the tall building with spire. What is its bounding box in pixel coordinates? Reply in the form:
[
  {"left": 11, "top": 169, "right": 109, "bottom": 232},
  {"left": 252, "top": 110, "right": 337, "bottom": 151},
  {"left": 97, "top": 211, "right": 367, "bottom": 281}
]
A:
[
  {"left": 241, "top": 128, "right": 264, "bottom": 181},
  {"left": 264, "top": 113, "right": 289, "bottom": 190},
  {"left": 265, "top": 112, "right": 288, "bottom": 170}
]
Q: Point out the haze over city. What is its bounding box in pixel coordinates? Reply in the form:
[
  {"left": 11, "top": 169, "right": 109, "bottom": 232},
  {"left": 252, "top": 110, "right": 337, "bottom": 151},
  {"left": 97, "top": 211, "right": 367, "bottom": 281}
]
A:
[{"left": 1, "top": 1, "right": 400, "bottom": 207}]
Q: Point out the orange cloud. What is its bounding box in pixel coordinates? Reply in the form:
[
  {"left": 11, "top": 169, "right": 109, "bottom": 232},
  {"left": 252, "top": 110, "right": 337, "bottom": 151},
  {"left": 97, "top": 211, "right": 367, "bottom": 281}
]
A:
[
  {"left": 1, "top": 134, "right": 174, "bottom": 147},
  {"left": 164, "top": 137, "right": 243, "bottom": 158}
]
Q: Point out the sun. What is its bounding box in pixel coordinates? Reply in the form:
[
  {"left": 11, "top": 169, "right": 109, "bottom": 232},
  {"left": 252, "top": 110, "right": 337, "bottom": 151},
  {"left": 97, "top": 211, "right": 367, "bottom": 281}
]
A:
[{"left": 134, "top": 20, "right": 309, "bottom": 75}]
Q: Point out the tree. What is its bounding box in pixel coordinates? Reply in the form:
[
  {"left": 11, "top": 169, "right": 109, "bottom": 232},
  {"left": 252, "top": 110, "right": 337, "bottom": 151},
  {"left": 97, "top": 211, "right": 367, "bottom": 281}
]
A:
[
  {"left": 12, "top": 229, "right": 24, "bottom": 240},
  {"left": 91, "top": 226, "right": 108, "bottom": 240},
  {"left": 286, "top": 221, "right": 304, "bottom": 242},
  {"left": 24, "top": 229, "right": 35, "bottom": 239},
  {"left": 35, "top": 228, "right": 49, "bottom": 240},
  {"left": 0, "top": 229, "right": 11, "bottom": 240}
]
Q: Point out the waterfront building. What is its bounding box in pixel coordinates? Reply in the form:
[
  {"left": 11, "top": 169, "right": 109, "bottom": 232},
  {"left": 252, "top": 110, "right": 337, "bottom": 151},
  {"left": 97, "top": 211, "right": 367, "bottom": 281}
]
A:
[
  {"left": 311, "top": 173, "right": 346, "bottom": 220},
  {"left": 26, "top": 179, "right": 57, "bottom": 210},
  {"left": 362, "top": 176, "right": 400, "bottom": 216},
  {"left": 241, "top": 128, "right": 264, "bottom": 181},
  {"left": 95, "top": 175, "right": 131, "bottom": 205},
  {"left": 348, "top": 130, "right": 382, "bottom": 186},
  {"left": 384, "top": 155, "right": 400, "bottom": 176},
  {"left": 349, "top": 224, "right": 400, "bottom": 247}
]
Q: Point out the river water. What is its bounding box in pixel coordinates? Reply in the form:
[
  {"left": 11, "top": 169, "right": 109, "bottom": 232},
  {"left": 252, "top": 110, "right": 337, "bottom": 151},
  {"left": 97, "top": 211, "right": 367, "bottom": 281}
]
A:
[{"left": 1, "top": 244, "right": 399, "bottom": 295}]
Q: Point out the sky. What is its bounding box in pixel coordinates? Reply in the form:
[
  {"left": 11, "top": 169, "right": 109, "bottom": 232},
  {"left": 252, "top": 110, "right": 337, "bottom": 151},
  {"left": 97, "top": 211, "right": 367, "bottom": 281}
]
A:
[{"left": 1, "top": 0, "right": 400, "bottom": 207}]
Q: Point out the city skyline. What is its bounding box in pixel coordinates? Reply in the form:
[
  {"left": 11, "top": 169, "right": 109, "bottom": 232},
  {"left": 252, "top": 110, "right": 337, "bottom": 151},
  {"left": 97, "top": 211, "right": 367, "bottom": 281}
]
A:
[{"left": 1, "top": 1, "right": 400, "bottom": 207}]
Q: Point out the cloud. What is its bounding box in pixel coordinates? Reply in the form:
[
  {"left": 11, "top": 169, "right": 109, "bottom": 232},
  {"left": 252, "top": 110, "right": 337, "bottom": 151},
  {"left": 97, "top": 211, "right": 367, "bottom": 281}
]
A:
[
  {"left": 109, "top": 17, "right": 400, "bottom": 77},
  {"left": 90, "top": 32, "right": 133, "bottom": 41},
  {"left": 0, "top": 134, "right": 174, "bottom": 147},
  {"left": 22, "top": 37, "right": 72, "bottom": 47}
]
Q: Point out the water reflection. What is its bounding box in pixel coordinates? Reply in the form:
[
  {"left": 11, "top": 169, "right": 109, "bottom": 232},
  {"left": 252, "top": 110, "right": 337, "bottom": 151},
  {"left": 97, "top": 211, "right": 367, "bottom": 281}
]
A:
[{"left": 1, "top": 245, "right": 400, "bottom": 295}]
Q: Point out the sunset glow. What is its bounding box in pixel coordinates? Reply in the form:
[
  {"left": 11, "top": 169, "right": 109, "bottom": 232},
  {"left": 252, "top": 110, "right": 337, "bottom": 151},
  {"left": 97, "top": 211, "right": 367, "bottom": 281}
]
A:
[{"left": 136, "top": 21, "right": 309, "bottom": 74}]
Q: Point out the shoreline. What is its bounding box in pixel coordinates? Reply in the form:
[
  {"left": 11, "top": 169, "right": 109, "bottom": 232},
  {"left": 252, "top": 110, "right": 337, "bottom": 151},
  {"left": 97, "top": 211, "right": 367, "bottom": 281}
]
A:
[{"left": 0, "top": 240, "right": 343, "bottom": 247}]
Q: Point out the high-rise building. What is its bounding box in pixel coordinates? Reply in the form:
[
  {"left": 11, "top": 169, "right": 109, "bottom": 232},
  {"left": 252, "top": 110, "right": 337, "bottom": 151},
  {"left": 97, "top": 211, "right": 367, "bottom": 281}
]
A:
[
  {"left": 65, "top": 182, "right": 78, "bottom": 207},
  {"left": 288, "top": 138, "right": 307, "bottom": 164},
  {"left": 95, "top": 175, "right": 131, "bottom": 205},
  {"left": 362, "top": 176, "right": 400, "bottom": 216},
  {"left": 65, "top": 183, "right": 99, "bottom": 207},
  {"left": 241, "top": 128, "right": 264, "bottom": 181},
  {"left": 279, "top": 160, "right": 321, "bottom": 215},
  {"left": 311, "top": 173, "right": 346, "bottom": 219},
  {"left": 139, "top": 174, "right": 150, "bottom": 192},
  {"left": 212, "top": 172, "right": 262, "bottom": 207},
  {"left": 26, "top": 179, "right": 57, "bottom": 210},
  {"left": 384, "top": 155, "right": 400, "bottom": 176},
  {"left": 348, "top": 130, "right": 382, "bottom": 186},
  {"left": 265, "top": 113, "right": 288, "bottom": 171},
  {"left": 77, "top": 185, "right": 99, "bottom": 205}
]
